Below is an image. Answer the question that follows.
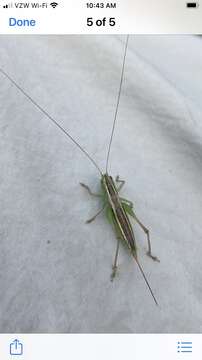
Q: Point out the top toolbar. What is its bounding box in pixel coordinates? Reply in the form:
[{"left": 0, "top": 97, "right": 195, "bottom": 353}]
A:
[{"left": 0, "top": 0, "right": 202, "bottom": 34}]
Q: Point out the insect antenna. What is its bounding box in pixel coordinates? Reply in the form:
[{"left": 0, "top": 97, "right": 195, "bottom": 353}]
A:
[
  {"left": 132, "top": 253, "right": 159, "bottom": 306},
  {"left": 0, "top": 67, "right": 103, "bottom": 175},
  {"left": 105, "top": 35, "right": 129, "bottom": 173}
]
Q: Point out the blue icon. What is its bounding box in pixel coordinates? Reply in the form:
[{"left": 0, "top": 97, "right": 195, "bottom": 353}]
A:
[
  {"left": 10, "top": 339, "right": 23, "bottom": 356},
  {"left": 177, "top": 341, "right": 192, "bottom": 353}
]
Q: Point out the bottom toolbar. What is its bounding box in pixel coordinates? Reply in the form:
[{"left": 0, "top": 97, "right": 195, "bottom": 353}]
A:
[{"left": 0, "top": 334, "right": 201, "bottom": 360}]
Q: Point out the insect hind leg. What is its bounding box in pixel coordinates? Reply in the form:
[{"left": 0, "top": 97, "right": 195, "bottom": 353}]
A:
[
  {"left": 111, "top": 237, "right": 120, "bottom": 281},
  {"left": 134, "top": 215, "right": 160, "bottom": 262},
  {"left": 122, "top": 202, "right": 160, "bottom": 262},
  {"left": 106, "top": 206, "right": 122, "bottom": 281}
]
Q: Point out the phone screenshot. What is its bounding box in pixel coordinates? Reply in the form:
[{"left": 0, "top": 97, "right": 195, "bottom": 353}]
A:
[{"left": 0, "top": 1, "right": 202, "bottom": 359}]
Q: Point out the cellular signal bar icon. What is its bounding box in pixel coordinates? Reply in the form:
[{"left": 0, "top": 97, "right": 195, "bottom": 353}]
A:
[
  {"left": 177, "top": 341, "right": 192, "bottom": 353},
  {"left": 3, "top": 3, "right": 11, "bottom": 8}
]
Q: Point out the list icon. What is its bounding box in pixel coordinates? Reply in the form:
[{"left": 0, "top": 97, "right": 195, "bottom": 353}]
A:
[{"left": 177, "top": 341, "right": 192, "bottom": 353}]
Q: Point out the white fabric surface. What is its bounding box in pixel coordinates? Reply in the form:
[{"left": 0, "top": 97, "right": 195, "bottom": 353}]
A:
[{"left": 0, "top": 35, "right": 202, "bottom": 333}]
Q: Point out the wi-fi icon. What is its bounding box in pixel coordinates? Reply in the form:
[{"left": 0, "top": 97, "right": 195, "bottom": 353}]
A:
[{"left": 50, "top": 2, "right": 58, "bottom": 8}]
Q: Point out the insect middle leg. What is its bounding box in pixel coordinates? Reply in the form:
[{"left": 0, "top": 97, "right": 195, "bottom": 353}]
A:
[
  {"left": 120, "top": 197, "right": 133, "bottom": 207},
  {"left": 80, "top": 182, "right": 105, "bottom": 223},
  {"left": 85, "top": 204, "right": 106, "bottom": 224}
]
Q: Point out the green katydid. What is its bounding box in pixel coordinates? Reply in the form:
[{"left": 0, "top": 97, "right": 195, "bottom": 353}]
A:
[{"left": 0, "top": 35, "right": 159, "bottom": 305}]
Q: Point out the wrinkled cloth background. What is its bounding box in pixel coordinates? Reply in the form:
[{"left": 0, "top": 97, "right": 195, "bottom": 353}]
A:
[{"left": 0, "top": 35, "right": 202, "bottom": 333}]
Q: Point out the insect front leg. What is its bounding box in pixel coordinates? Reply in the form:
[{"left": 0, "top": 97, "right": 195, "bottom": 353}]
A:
[
  {"left": 115, "top": 175, "right": 125, "bottom": 192},
  {"left": 80, "top": 182, "right": 101, "bottom": 197}
]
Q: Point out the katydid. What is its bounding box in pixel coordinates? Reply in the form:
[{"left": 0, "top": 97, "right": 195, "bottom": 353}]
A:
[{"left": 0, "top": 35, "right": 159, "bottom": 305}]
